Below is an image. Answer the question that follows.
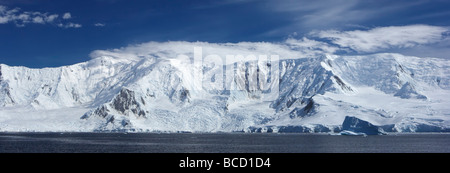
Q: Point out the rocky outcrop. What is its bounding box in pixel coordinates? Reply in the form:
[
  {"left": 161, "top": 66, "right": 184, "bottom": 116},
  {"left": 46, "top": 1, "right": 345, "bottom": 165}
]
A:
[{"left": 111, "top": 88, "right": 146, "bottom": 117}]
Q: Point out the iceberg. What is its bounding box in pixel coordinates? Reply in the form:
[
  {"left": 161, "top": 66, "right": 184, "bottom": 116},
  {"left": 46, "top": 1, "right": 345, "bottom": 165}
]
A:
[{"left": 341, "top": 116, "right": 386, "bottom": 135}]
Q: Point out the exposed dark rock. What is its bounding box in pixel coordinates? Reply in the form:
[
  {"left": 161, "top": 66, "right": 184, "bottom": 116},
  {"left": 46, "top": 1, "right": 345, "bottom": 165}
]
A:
[
  {"left": 289, "top": 98, "right": 315, "bottom": 118},
  {"left": 180, "top": 88, "right": 190, "bottom": 102},
  {"left": 0, "top": 65, "right": 2, "bottom": 81},
  {"left": 71, "top": 88, "right": 80, "bottom": 102},
  {"left": 333, "top": 76, "right": 353, "bottom": 91},
  {"left": 398, "top": 64, "right": 406, "bottom": 73},
  {"left": 169, "top": 87, "right": 190, "bottom": 103},
  {"left": 121, "top": 119, "right": 131, "bottom": 127},
  {"left": 4, "top": 88, "right": 15, "bottom": 104},
  {"left": 107, "top": 115, "right": 115, "bottom": 123},
  {"left": 111, "top": 88, "right": 146, "bottom": 117},
  {"left": 140, "top": 97, "right": 146, "bottom": 105},
  {"left": 112, "top": 88, "right": 137, "bottom": 113},
  {"left": 286, "top": 98, "right": 297, "bottom": 108},
  {"left": 327, "top": 59, "right": 333, "bottom": 67},
  {"left": 94, "top": 105, "right": 109, "bottom": 118},
  {"left": 304, "top": 99, "right": 314, "bottom": 113}
]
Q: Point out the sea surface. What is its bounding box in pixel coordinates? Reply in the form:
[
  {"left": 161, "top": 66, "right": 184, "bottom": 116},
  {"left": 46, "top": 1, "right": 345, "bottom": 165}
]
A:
[{"left": 0, "top": 132, "right": 449, "bottom": 153}]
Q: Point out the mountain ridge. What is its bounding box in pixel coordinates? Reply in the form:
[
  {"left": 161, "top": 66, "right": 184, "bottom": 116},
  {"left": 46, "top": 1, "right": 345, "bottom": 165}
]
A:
[{"left": 1, "top": 52, "right": 449, "bottom": 133}]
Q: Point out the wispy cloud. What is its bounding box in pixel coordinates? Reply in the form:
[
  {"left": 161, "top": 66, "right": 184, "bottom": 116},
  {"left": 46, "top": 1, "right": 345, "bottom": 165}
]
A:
[
  {"left": 46, "top": 14, "right": 59, "bottom": 22},
  {"left": 94, "top": 23, "right": 105, "bottom": 27},
  {"left": 311, "top": 25, "right": 449, "bottom": 53},
  {"left": 57, "top": 22, "right": 82, "bottom": 28},
  {"left": 89, "top": 25, "right": 450, "bottom": 61},
  {"left": 0, "top": 5, "right": 81, "bottom": 28},
  {"left": 280, "top": 0, "right": 363, "bottom": 27},
  {"left": 261, "top": 0, "right": 432, "bottom": 37},
  {"left": 190, "top": 0, "right": 257, "bottom": 10},
  {"left": 285, "top": 37, "right": 340, "bottom": 54},
  {"left": 62, "top": 12, "right": 71, "bottom": 20},
  {"left": 394, "top": 37, "right": 450, "bottom": 59},
  {"left": 89, "top": 41, "right": 304, "bottom": 62}
]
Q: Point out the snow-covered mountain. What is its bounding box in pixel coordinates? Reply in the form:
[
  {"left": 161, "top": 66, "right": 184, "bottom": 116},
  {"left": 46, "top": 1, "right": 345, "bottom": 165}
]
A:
[{"left": 1, "top": 47, "right": 449, "bottom": 133}]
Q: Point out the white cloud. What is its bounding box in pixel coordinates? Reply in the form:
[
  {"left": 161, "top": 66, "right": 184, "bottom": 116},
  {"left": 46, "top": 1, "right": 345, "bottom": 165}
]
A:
[
  {"left": 94, "top": 23, "right": 105, "bottom": 27},
  {"left": 62, "top": 12, "right": 71, "bottom": 19},
  {"left": 89, "top": 41, "right": 306, "bottom": 62},
  {"left": 312, "top": 25, "right": 449, "bottom": 53},
  {"left": 68, "top": 23, "right": 82, "bottom": 28},
  {"left": 89, "top": 25, "right": 450, "bottom": 61},
  {"left": 285, "top": 37, "right": 340, "bottom": 54},
  {"left": 32, "top": 16, "right": 44, "bottom": 24},
  {"left": 46, "top": 14, "right": 59, "bottom": 22},
  {"left": 57, "top": 22, "right": 82, "bottom": 28},
  {"left": 0, "top": 6, "right": 79, "bottom": 28},
  {"left": 0, "top": 16, "right": 8, "bottom": 24},
  {"left": 17, "top": 13, "right": 30, "bottom": 21},
  {"left": 0, "top": 5, "right": 10, "bottom": 23},
  {"left": 0, "top": 5, "right": 6, "bottom": 13},
  {"left": 262, "top": 0, "right": 430, "bottom": 37}
]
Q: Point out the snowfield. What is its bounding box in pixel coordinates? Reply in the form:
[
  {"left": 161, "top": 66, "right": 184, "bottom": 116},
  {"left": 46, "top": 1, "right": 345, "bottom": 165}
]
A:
[{"left": 1, "top": 42, "right": 449, "bottom": 134}]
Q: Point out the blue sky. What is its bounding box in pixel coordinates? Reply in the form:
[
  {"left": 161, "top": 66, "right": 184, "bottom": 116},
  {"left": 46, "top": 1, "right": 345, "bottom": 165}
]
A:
[{"left": 1, "top": 0, "right": 450, "bottom": 68}]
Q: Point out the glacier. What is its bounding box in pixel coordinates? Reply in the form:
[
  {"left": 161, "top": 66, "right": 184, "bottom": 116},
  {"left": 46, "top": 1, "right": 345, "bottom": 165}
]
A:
[{"left": 1, "top": 43, "right": 450, "bottom": 133}]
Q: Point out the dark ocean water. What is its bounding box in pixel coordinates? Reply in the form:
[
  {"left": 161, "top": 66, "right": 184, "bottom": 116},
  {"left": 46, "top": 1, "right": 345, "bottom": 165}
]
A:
[{"left": 0, "top": 133, "right": 449, "bottom": 153}]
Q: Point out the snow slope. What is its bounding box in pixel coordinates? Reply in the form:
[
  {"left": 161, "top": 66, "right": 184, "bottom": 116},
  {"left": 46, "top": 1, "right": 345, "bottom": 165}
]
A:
[{"left": 1, "top": 48, "right": 449, "bottom": 133}]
